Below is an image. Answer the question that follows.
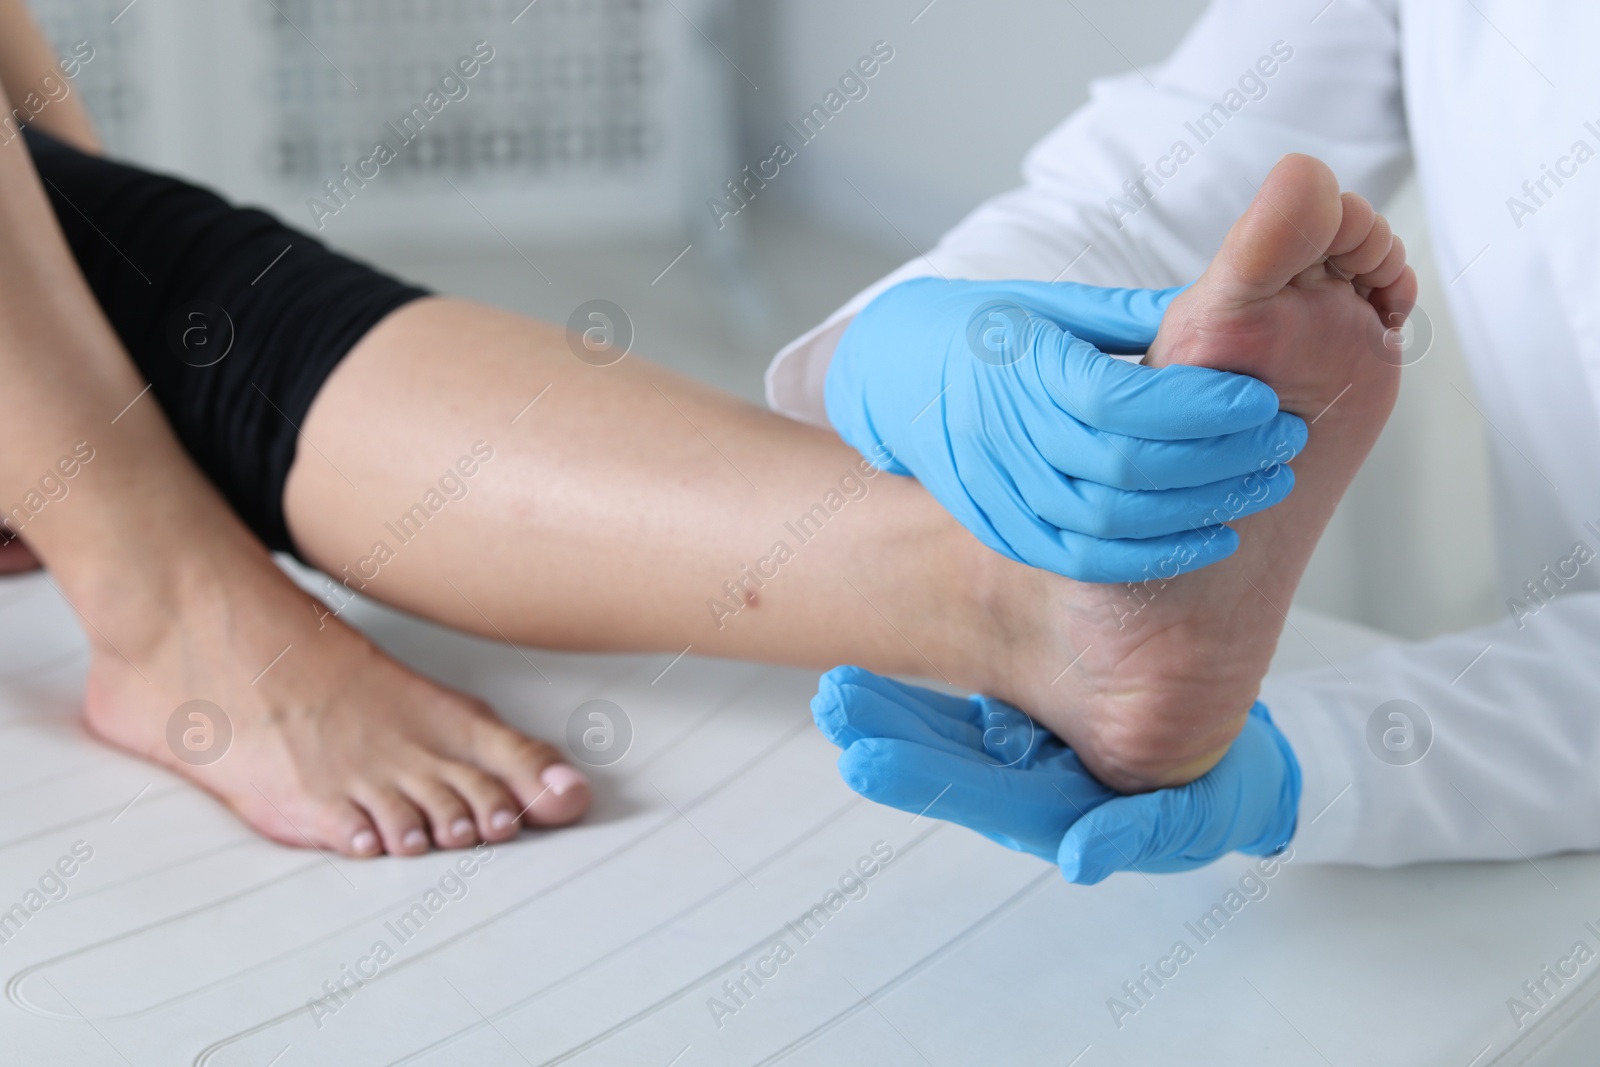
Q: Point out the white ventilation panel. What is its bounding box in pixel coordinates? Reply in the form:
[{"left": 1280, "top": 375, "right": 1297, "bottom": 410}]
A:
[
  {"left": 29, "top": 0, "right": 734, "bottom": 246},
  {"left": 29, "top": 0, "right": 149, "bottom": 154}
]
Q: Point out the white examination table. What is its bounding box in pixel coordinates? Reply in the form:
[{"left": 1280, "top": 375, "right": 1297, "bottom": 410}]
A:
[{"left": 0, "top": 564, "right": 1594, "bottom": 1066}]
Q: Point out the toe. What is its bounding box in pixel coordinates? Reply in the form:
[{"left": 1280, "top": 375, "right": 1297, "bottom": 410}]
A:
[
  {"left": 1326, "top": 191, "right": 1376, "bottom": 257},
  {"left": 1369, "top": 264, "right": 1420, "bottom": 335},
  {"left": 439, "top": 761, "right": 525, "bottom": 842},
  {"left": 402, "top": 773, "right": 481, "bottom": 850},
  {"left": 1212, "top": 153, "right": 1345, "bottom": 303},
  {"left": 1328, "top": 212, "right": 1393, "bottom": 279},
  {"left": 325, "top": 800, "right": 384, "bottom": 858},
  {"left": 529, "top": 762, "right": 592, "bottom": 827},
  {"left": 1355, "top": 235, "right": 1408, "bottom": 291},
  {"left": 356, "top": 787, "right": 433, "bottom": 855},
  {"left": 468, "top": 726, "right": 591, "bottom": 829}
]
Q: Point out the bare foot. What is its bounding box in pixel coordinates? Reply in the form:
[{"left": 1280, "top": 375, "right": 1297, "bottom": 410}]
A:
[
  {"left": 80, "top": 541, "right": 590, "bottom": 857},
  {"left": 992, "top": 154, "right": 1415, "bottom": 791}
]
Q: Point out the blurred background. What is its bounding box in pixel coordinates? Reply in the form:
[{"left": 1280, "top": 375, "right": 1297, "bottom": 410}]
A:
[{"left": 30, "top": 0, "right": 1499, "bottom": 641}]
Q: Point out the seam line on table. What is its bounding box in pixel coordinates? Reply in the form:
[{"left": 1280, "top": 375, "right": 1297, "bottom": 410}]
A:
[
  {"left": 193, "top": 707, "right": 817, "bottom": 1065},
  {"left": 755, "top": 869, "right": 1057, "bottom": 1065},
  {"left": 14, "top": 665, "right": 786, "bottom": 1029},
  {"left": 528, "top": 822, "right": 950, "bottom": 1067},
  {"left": 384, "top": 797, "right": 868, "bottom": 1067},
  {"left": 5, "top": 858, "right": 324, "bottom": 1019},
  {"left": 0, "top": 785, "right": 187, "bottom": 856}
]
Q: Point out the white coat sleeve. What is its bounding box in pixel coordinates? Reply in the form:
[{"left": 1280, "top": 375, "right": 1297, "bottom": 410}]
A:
[
  {"left": 764, "top": 0, "right": 1411, "bottom": 426},
  {"left": 1267, "top": 594, "right": 1600, "bottom": 867}
]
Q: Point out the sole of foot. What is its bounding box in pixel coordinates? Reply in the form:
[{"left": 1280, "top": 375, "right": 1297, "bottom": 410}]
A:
[{"left": 1002, "top": 154, "right": 1414, "bottom": 792}]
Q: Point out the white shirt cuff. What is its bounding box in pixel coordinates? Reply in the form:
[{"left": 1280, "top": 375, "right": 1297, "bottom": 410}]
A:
[{"left": 1260, "top": 671, "right": 1366, "bottom": 864}]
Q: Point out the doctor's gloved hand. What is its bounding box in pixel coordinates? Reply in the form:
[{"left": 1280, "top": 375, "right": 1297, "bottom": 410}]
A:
[
  {"left": 811, "top": 666, "right": 1301, "bottom": 885},
  {"left": 824, "top": 278, "right": 1307, "bottom": 583}
]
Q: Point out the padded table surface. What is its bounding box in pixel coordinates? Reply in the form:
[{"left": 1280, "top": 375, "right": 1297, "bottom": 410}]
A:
[{"left": 0, "top": 565, "right": 1592, "bottom": 1066}]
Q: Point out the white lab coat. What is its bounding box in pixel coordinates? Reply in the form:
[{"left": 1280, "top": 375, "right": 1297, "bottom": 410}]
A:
[{"left": 765, "top": 0, "right": 1600, "bottom": 867}]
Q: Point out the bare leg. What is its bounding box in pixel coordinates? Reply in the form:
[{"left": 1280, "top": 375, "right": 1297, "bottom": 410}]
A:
[
  {"left": 0, "top": 0, "right": 102, "bottom": 153},
  {"left": 0, "top": 0, "right": 97, "bottom": 580},
  {"left": 285, "top": 154, "right": 1413, "bottom": 797},
  {"left": 0, "top": 73, "right": 588, "bottom": 859},
  {"left": 286, "top": 301, "right": 998, "bottom": 681}
]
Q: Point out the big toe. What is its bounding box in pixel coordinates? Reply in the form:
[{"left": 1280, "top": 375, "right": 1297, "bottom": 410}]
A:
[
  {"left": 1209, "top": 153, "right": 1345, "bottom": 305},
  {"left": 466, "top": 720, "right": 592, "bottom": 828}
]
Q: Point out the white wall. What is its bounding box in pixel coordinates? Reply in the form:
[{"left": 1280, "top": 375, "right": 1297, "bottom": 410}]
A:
[
  {"left": 738, "top": 0, "right": 1210, "bottom": 246},
  {"left": 732, "top": 0, "right": 1499, "bottom": 639}
]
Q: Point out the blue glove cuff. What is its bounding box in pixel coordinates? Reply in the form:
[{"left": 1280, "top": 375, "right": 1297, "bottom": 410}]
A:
[{"left": 1240, "top": 701, "right": 1302, "bottom": 857}]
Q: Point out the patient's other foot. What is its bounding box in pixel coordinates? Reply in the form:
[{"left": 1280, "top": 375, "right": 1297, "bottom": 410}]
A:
[
  {"left": 998, "top": 154, "right": 1414, "bottom": 791},
  {"left": 80, "top": 544, "right": 590, "bottom": 856}
]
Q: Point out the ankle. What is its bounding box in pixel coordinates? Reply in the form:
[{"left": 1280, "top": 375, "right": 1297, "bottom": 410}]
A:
[
  {"left": 68, "top": 520, "right": 284, "bottom": 668},
  {"left": 950, "top": 540, "right": 1039, "bottom": 700}
]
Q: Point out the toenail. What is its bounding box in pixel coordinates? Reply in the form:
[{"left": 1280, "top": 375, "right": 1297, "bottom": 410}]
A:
[
  {"left": 491, "top": 809, "right": 516, "bottom": 832},
  {"left": 541, "top": 763, "right": 589, "bottom": 797},
  {"left": 403, "top": 828, "right": 428, "bottom": 851},
  {"left": 351, "top": 829, "right": 379, "bottom": 855},
  {"left": 451, "top": 817, "right": 475, "bottom": 840}
]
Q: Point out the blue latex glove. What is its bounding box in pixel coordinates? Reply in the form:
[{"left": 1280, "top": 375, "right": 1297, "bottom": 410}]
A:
[
  {"left": 811, "top": 666, "right": 1300, "bottom": 884},
  {"left": 824, "top": 279, "right": 1308, "bottom": 583}
]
